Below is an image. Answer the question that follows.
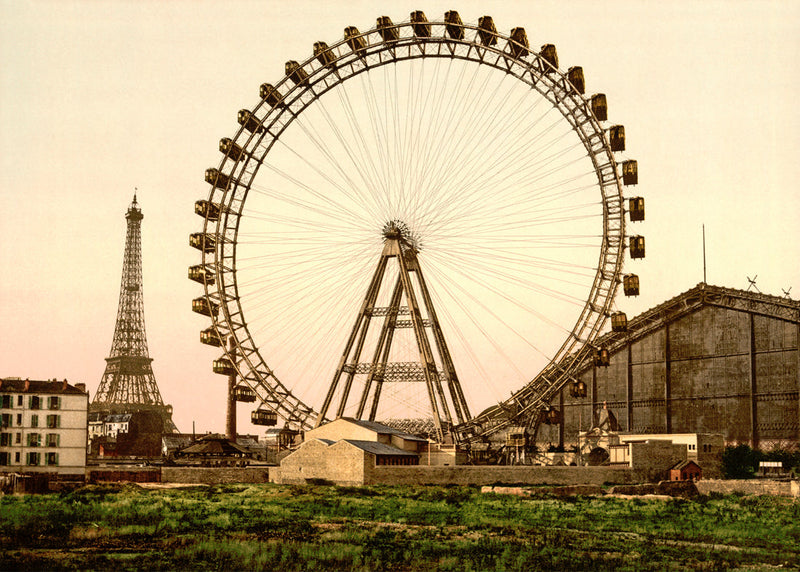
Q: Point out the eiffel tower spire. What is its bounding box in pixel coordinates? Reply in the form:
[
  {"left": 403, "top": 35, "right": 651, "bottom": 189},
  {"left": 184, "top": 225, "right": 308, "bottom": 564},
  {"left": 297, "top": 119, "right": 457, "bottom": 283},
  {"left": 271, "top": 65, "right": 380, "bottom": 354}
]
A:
[{"left": 92, "top": 194, "right": 177, "bottom": 432}]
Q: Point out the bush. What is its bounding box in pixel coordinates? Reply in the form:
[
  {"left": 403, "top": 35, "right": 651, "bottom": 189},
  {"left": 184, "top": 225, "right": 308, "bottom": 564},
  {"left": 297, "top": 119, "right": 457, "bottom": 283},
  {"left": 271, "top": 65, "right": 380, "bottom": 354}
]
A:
[{"left": 722, "top": 444, "right": 762, "bottom": 479}]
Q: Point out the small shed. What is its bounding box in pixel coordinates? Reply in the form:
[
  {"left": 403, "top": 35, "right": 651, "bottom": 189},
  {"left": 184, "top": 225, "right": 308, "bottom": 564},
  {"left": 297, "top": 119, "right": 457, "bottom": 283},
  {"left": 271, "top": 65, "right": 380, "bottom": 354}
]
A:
[{"left": 670, "top": 459, "right": 702, "bottom": 481}]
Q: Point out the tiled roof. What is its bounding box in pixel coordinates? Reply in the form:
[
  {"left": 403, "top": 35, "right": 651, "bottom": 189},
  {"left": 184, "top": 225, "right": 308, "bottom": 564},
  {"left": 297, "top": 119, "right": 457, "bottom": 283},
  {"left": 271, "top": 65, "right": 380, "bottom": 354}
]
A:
[
  {"left": 0, "top": 378, "right": 87, "bottom": 395},
  {"left": 339, "top": 417, "right": 428, "bottom": 442}
]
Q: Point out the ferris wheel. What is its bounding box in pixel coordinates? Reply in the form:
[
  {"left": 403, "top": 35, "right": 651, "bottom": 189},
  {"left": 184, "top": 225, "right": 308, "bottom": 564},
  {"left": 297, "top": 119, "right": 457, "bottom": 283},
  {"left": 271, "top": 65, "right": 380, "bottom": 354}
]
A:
[{"left": 190, "top": 11, "right": 644, "bottom": 444}]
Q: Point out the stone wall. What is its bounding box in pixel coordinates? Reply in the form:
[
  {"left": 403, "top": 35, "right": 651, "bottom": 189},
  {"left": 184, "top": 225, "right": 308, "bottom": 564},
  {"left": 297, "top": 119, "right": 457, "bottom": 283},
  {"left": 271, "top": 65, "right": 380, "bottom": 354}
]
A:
[
  {"left": 362, "top": 465, "right": 645, "bottom": 486},
  {"left": 696, "top": 478, "right": 799, "bottom": 498},
  {"left": 161, "top": 466, "right": 269, "bottom": 484}
]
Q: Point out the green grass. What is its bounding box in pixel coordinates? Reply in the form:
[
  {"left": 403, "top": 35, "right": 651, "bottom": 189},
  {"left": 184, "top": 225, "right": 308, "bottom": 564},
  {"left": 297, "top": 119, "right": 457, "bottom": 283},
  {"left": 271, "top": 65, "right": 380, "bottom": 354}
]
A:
[{"left": 0, "top": 483, "right": 797, "bottom": 570}]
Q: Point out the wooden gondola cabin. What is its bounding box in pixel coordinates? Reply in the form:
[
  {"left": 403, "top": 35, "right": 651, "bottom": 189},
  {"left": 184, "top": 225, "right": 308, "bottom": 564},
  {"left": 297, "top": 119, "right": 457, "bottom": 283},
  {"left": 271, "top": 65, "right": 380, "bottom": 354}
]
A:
[
  {"left": 313, "top": 42, "right": 337, "bottom": 69},
  {"left": 285, "top": 60, "right": 309, "bottom": 86},
  {"left": 623, "top": 274, "right": 640, "bottom": 296},
  {"left": 204, "top": 168, "right": 231, "bottom": 190},
  {"left": 568, "top": 66, "right": 585, "bottom": 94},
  {"left": 611, "top": 312, "right": 628, "bottom": 332},
  {"left": 212, "top": 358, "right": 235, "bottom": 376},
  {"left": 259, "top": 83, "right": 285, "bottom": 108},
  {"left": 377, "top": 16, "right": 399, "bottom": 43},
  {"left": 509, "top": 28, "right": 529, "bottom": 58},
  {"left": 609, "top": 125, "right": 625, "bottom": 152},
  {"left": 189, "top": 233, "right": 215, "bottom": 253},
  {"left": 192, "top": 297, "right": 219, "bottom": 317},
  {"left": 195, "top": 199, "right": 221, "bottom": 221},
  {"left": 410, "top": 11, "right": 431, "bottom": 37},
  {"left": 200, "top": 327, "right": 223, "bottom": 347},
  {"left": 234, "top": 385, "right": 256, "bottom": 403},
  {"left": 593, "top": 348, "right": 610, "bottom": 367},
  {"left": 629, "top": 197, "right": 645, "bottom": 222},
  {"left": 540, "top": 44, "right": 558, "bottom": 72},
  {"left": 252, "top": 408, "right": 278, "bottom": 426},
  {"left": 238, "top": 109, "right": 264, "bottom": 134},
  {"left": 591, "top": 94, "right": 608, "bottom": 121},
  {"left": 344, "top": 26, "right": 367, "bottom": 57},
  {"left": 629, "top": 235, "right": 645, "bottom": 259},
  {"left": 622, "top": 160, "right": 638, "bottom": 185},
  {"left": 570, "top": 380, "right": 587, "bottom": 398},
  {"left": 188, "top": 264, "right": 214, "bottom": 285},
  {"left": 444, "top": 11, "right": 464, "bottom": 39},
  {"left": 477, "top": 16, "right": 497, "bottom": 46}
]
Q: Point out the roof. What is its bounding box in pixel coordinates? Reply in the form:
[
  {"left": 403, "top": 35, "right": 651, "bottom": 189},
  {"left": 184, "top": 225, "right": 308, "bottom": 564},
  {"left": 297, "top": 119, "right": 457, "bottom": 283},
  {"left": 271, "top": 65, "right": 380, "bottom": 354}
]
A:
[
  {"left": 163, "top": 435, "right": 194, "bottom": 448},
  {"left": 178, "top": 435, "right": 250, "bottom": 456},
  {"left": 339, "top": 417, "right": 428, "bottom": 442},
  {"left": 0, "top": 378, "right": 87, "bottom": 395},
  {"left": 341, "top": 439, "right": 419, "bottom": 457},
  {"left": 105, "top": 413, "right": 133, "bottom": 423},
  {"left": 671, "top": 460, "right": 701, "bottom": 471}
]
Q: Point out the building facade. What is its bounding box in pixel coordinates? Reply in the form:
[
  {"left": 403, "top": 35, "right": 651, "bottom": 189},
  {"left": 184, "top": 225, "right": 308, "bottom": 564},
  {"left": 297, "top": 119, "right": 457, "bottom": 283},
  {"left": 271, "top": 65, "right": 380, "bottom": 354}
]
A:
[
  {"left": 0, "top": 378, "right": 89, "bottom": 475},
  {"left": 538, "top": 284, "right": 800, "bottom": 448}
]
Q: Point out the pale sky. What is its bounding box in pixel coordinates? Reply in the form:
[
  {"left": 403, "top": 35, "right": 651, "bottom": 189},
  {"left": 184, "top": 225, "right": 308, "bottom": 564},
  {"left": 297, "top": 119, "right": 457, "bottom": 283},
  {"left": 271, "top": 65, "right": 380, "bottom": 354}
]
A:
[{"left": 1, "top": 1, "right": 798, "bottom": 435}]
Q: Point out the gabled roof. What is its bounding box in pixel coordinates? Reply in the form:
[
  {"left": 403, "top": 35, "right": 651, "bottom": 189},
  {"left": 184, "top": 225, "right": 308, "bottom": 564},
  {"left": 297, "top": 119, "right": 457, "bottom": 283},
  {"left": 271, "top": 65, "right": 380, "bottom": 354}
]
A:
[
  {"left": 341, "top": 439, "right": 419, "bottom": 457},
  {"left": 338, "top": 417, "right": 428, "bottom": 442},
  {"left": 671, "top": 459, "right": 701, "bottom": 471}
]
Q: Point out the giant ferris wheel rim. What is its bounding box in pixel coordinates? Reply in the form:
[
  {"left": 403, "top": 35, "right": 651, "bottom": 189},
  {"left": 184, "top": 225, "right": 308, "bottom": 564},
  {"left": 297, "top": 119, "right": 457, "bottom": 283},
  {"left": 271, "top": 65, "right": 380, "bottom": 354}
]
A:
[{"left": 195, "top": 13, "right": 629, "bottom": 435}]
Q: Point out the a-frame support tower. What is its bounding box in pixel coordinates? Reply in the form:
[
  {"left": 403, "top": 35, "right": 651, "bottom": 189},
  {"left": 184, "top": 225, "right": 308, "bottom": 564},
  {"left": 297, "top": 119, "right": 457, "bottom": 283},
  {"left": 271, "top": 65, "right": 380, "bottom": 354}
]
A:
[{"left": 316, "top": 222, "right": 470, "bottom": 443}]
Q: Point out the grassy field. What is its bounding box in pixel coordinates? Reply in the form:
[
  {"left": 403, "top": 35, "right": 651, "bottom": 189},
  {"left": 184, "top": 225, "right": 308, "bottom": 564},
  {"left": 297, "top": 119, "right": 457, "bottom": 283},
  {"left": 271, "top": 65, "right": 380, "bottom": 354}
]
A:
[{"left": 1, "top": 483, "right": 798, "bottom": 571}]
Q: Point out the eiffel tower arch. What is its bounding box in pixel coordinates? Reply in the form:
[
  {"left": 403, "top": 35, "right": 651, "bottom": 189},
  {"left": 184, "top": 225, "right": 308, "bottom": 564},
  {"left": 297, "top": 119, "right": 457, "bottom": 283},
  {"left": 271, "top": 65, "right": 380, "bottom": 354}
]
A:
[{"left": 92, "top": 195, "right": 177, "bottom": 433}]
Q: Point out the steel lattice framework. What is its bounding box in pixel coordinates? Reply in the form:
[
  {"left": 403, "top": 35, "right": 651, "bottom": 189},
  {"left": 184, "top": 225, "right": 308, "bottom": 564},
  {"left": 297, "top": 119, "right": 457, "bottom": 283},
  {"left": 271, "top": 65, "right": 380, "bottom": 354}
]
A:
[
  {"left": 94, "top": 196, "right": 177, "bottom": 432},
  {"left": 191, "top": 12, "right": 640, "bottom": 443}
]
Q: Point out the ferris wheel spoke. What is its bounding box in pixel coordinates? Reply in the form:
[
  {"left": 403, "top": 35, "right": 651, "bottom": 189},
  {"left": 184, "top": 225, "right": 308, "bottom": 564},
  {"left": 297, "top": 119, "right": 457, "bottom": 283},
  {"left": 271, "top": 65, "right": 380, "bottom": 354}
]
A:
[{"left": 195, "top": 16, "right": 633, "bottom": 438}]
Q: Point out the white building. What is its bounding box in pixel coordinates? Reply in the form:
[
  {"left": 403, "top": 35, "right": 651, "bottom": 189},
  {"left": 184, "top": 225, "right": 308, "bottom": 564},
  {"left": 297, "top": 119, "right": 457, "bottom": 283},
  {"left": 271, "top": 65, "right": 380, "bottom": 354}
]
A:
[{"left": 0, "top": 378, "right": 89, "bottom": 476}]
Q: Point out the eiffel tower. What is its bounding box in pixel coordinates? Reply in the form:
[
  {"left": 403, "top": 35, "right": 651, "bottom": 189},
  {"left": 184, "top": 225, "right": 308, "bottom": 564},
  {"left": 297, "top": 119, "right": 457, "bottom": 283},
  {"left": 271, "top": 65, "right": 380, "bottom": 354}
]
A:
[
  {"left": 316, "top": 220, "right": 471, "bottom": 443},
  {"left": 92, "top": 195, "right": 177, "bottom": 433}
]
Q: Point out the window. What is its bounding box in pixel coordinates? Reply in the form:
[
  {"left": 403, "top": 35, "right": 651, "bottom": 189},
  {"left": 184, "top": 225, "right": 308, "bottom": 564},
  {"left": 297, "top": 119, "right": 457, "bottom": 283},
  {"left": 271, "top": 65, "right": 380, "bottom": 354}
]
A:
[
  {"left": 15, "top": 432, "right": 21, "bottom": 444},
  {"left": 48, "top": 396, "right": 60, "bottom": 410},
  {"left": 0, "top": 452, "right": 9, "bottom": 465},
  {"left": 31, "top": 415, "right": 38, "bottom": 428},
  {"left": 15, "top": 452, "right": 20, "bottom": 463},
  {"left": 46, "top": 433, "right": 59, "bottom": 447},
  {"left": 46, "top": 452, "right": 58, "bottom": 466},
  {"left": 29, "top": 396, "right": 40, "bottom": 410},
  {"left": 1, "top": 395, "right": 11, "bottom": 408},
  {"left": 26, "top": 452, "right": 40, "bottom": 466},
  {"left": 0, "top": 433, "right": 10, "bottom": 446},
  {"left": 1, "top": 413, "right": 10, "bottom": 428},
  {"left": 16, "top": 414, "right": 21, "bottom": 425},
  {"left": 17, "top": 395, "right": 22, "bottom": 406},
  {"left": 46, "top": 415, "right": 60, "bottom": 429},
  {"left": 27, "top": 433, "right": 41, "bottom": 447}
]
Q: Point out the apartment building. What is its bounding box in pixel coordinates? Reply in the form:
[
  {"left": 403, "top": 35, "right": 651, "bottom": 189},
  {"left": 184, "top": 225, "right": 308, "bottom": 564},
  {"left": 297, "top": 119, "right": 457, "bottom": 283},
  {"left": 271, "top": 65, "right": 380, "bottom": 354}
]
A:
[{"left": 0, "top": 378, "right": 89, "bottom": 475}]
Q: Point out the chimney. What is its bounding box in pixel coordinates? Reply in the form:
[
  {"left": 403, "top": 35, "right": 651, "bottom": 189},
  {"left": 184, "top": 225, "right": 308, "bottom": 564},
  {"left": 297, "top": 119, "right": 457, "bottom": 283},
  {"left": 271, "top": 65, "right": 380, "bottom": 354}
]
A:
[
  {"left": 62, "top": 379, "right": 69, "bottom": 391},
  {"left": 75, "top": 383, "right": 86, "bottom": 393},
  {"left": 24, "top": 378, "right": 30, "bottom": 391}
]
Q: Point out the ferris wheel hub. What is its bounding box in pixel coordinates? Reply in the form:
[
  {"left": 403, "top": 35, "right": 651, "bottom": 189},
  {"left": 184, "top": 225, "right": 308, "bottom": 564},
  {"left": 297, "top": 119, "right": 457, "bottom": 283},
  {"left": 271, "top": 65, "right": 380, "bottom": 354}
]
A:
[{"left": 382, "top": 219, "right": 420, "bottom": 250}]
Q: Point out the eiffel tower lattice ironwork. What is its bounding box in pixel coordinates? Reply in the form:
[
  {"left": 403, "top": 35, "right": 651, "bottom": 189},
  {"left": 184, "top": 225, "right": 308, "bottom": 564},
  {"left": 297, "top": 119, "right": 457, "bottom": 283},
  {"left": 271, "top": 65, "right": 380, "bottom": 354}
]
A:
[
  {"left": 92, "top": 195, "right": 177, "bottom": 432},
  {"left": 316, "top": 221, "right": 471, "bottom": 443}
]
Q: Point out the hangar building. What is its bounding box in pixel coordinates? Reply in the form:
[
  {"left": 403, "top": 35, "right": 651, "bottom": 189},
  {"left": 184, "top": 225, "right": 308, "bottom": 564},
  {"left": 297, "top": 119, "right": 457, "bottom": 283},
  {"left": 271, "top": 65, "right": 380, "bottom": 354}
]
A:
[{"left": 539, "top": 283, "right": 799, "bottom": 448}]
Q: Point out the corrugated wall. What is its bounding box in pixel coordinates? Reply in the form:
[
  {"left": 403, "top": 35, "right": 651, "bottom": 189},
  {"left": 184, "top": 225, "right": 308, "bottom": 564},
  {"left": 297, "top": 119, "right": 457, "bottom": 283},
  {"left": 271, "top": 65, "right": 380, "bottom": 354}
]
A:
[{"left": 547, "top": 305, "right": 799, "bottom": 447}]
